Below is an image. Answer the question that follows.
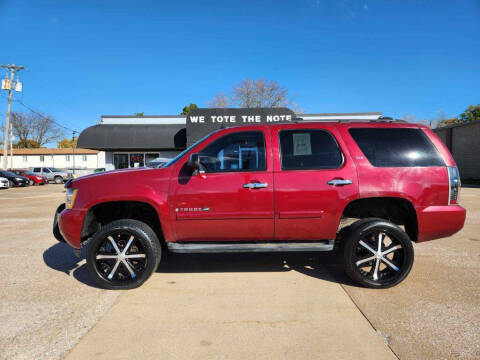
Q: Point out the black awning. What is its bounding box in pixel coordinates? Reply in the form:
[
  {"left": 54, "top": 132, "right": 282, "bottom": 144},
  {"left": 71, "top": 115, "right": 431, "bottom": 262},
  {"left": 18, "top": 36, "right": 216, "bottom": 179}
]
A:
[{"left": 77, "top": 124, "right": 186, "bottom": 150}]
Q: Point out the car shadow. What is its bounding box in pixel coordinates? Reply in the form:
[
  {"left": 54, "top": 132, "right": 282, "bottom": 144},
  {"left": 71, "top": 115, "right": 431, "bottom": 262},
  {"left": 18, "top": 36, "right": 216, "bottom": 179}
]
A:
[
  {"left": 42, "top": 242, "right": 102, "bottom": 289},
  {"left": 43, "top": 242, "right": 358, "bottom": 289},
  {"left": 157, "top": 251, "right": 358, "bottom": 286}
]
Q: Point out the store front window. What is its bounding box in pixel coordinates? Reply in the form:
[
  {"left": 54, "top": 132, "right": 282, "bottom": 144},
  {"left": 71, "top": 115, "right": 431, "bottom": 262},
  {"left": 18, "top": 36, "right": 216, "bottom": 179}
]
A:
[
  {"left": 129, "top": 153, "right": 145, "bottom": 168},
  {"left": 113, "top": 152, "right": 161, "bottom": 169},
  {"left": 114, "top": 154, "right": 129, "bottom": 169}
]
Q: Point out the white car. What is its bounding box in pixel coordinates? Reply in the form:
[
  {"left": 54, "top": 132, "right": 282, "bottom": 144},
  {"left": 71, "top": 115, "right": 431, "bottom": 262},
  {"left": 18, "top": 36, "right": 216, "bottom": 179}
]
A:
[{"left": 0, "top": 176, "right": 9, "bottom": 189}]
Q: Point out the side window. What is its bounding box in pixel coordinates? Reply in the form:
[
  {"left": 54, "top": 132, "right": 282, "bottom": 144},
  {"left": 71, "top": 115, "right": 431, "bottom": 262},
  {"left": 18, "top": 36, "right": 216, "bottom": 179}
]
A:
[
  {"left": 279, "top": 129, "right": 343, "bottom": 170},
  {"left": 198, "top": 131, "right": 266, "bottom": 173},
  {"left": 349, "top": 128, "right": 445, "bottom": 167},
  {"left": 33, "top": 168, "right": 40, "bottom": 173},
  {"left": 44, "top": 168, "right": 50, "bottom": 173}
]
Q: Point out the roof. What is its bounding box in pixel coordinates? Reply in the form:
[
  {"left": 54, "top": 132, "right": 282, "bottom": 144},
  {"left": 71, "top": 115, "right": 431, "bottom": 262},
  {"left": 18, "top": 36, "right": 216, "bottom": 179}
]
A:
[
  {"left": 77, "top": 124, "right": 186, "bottom": 150},
  {"left": 0, "top": 148, "right": 99, "bottom": 155}
]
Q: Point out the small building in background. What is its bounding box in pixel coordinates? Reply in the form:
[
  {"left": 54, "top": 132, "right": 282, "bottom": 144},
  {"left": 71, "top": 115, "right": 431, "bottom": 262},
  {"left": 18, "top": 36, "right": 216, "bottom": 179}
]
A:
[
  {"left": 0, "top": 148, "right": 104, "bottom": 176},
  {"left": 434, "top": 120, "right": 480, "bottom": 181}
]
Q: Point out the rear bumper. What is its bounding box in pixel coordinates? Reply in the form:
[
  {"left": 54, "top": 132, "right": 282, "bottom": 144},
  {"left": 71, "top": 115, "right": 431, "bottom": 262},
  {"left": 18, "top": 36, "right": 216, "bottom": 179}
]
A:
[
  {"left": 56, "top": 207, "right": 85, "bottom": 249},
  {"left": 417, "top": 205, "right": 466, "bottom": 242}
]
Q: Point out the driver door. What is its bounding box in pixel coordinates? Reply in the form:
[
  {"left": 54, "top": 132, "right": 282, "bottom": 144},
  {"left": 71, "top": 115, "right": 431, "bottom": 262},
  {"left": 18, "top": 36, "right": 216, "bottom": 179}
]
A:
[{"left": 169, "top": 127, "right": 274, "bottom": 242}]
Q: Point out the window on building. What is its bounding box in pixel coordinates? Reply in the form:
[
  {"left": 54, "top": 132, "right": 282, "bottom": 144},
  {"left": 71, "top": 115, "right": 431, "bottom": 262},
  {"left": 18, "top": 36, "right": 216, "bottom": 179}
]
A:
[
  {"left": 129, "top": 153, "right": 144, "bottom": 168},
  {"left": 113, "top": 154, "right": 129, "bottom": 169},
  {"left": 145, "top": 153, "right": 160, "bottom": 166},
  {"left": 279, "top": 129, "right": 343, "bottom": 170},
  {"left": 198, "top": 131, "right": 266, "bottom": 173},
  {"left": 40, "top": 155, "right": 45, "bottom": 162},
  {"left": 66, "top": 155, "right": 70, "bottom": 161},
  {"left": 82, "top": 154, "right": 87, "bottom": 161},
  {"left": 22, "top": 156, "right": 27, "bottom": 162},
  {"left": 349, "top": 128, "right": 444, "bottom": 167}
]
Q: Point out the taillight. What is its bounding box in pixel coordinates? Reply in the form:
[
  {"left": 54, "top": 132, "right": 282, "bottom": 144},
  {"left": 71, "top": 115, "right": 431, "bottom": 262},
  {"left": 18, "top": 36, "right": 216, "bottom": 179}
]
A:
[{"left": 447, "top": 166, "right": 461, "bottom": 205}]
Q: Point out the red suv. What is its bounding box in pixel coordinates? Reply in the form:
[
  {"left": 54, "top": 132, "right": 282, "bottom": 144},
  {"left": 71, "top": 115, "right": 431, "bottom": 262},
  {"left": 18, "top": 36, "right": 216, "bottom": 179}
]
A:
[{"left": 53, "top": 121, "right": 465, "bottom": 289}]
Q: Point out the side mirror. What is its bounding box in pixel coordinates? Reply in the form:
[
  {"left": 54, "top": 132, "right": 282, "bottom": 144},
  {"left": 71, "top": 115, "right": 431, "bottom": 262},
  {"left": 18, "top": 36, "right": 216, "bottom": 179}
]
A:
[{"left": 188, "top": 153, "right": 201, "bottom": 173}]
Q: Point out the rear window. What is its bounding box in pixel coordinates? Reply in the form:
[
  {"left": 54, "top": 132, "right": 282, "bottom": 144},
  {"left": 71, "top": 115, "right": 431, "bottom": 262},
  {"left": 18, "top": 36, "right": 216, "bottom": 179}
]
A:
[
  {"left": 349, "top": 128, "right": 444, "bottom": 167},
  {"left": 279, "top": 129, "right": 343, "bottom": 170}
]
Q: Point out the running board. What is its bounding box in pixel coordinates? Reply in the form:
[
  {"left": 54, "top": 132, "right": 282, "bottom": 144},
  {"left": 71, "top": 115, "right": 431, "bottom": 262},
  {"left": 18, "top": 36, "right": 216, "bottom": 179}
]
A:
[{"left": 167, "top": 240, "right": 334, "bottom": 253}]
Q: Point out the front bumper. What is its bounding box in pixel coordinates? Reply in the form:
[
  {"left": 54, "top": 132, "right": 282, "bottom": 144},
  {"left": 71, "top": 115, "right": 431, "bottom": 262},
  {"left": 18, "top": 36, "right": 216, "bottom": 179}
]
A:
[
  {"left": 54, "top": 205, "right": 85, "bottom": 249},
  {"left": 417, "top": 205, "right": 466, "bottom": 242},
  {"left": 0, "top": 181, "right": 8, "bottom": 188}
]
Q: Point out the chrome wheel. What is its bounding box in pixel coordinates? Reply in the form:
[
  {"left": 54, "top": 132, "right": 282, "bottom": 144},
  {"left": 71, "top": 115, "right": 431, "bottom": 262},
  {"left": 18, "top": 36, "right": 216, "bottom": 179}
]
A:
[
  {"left": 353, "top": 230, "right": 405, "bottom": 283},
  {"left": 95, "top": 231, "right": 148, "bottom": 282}
]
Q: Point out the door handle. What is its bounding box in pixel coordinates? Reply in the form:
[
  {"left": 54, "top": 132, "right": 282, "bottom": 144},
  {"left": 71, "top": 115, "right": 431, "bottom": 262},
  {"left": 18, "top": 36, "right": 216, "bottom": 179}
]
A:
[
  {"left": 243, "top": 182, "right": 268, "bottom": 189},
  {"left": 327, "top": 179, "right": 352, "bottom": 186}
]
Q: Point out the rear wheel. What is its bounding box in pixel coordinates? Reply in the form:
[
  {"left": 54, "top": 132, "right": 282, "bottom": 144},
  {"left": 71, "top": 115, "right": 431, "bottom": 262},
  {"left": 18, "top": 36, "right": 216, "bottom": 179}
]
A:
[
  {"left": 54, "top": 176, "right": 63, "bottom": 184},
  {"left": 339, "top": 219, "right": 414, "bottom": 288},
  {"left": 86, "top": 219, "right": 161, "bottom": 290}
]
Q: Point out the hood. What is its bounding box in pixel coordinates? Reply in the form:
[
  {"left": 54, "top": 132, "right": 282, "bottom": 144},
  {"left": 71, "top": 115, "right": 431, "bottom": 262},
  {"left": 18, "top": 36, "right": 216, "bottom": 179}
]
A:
[{"left": 69, "top": 166, "right": 170, "bottom": 187}]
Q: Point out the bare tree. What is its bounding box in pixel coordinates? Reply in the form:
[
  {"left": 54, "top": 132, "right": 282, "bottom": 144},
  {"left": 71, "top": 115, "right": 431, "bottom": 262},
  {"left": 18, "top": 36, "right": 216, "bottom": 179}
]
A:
[
  {"left": 11, "top": 112, "right": 64, "bottom": 148},
  {"left": 208, "top": 79, "right": 297, "bottom": 109},
  {"left": 207, "top": 93, "right": 231, "bottom": 108}
]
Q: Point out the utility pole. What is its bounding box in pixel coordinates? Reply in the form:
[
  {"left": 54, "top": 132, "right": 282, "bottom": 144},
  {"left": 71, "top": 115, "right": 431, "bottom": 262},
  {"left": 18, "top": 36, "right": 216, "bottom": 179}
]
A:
[
  {"left": 9, "top": 122, "right": 13, "bottom": 169},
  {"left": 1, "top": 64, "right": 25, "bottom": 170},
  {"left": 72, "top": 130, "right": 77, "bottom": 177}
]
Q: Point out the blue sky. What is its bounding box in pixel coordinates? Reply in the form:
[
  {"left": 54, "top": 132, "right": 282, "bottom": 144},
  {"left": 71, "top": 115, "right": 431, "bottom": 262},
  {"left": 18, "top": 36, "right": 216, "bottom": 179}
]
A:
[{"left": 1, "top": 0, "right": 479, "bottom": 140}]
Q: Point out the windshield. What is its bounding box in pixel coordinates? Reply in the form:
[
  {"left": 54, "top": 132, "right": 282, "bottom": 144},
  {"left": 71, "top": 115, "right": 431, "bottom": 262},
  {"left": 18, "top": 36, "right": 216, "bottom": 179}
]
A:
[
  {"left": 48, "top": 168, "right": 61, "bottom": 172},
  {"left": 163, "top": 133, "right": 213, "bottom": 168},
  {"left": 1, "top": 171, "right": 16, "bottom": 177}
]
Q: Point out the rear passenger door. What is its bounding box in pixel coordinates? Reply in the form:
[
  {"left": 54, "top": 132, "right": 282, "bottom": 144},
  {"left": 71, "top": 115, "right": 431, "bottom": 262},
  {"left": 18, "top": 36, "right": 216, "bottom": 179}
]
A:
[{"left": 272, "top": 124, "right": 359, "bottom": 241}]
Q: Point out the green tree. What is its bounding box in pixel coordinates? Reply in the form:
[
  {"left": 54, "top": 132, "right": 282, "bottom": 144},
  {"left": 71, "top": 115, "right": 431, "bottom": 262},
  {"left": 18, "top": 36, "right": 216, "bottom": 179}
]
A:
[
  {"left": 459, "top": 104, "right": 480, "bottom": 123},
  {"left": 181, "top": 103, "right": 198, "bottom": 115}
]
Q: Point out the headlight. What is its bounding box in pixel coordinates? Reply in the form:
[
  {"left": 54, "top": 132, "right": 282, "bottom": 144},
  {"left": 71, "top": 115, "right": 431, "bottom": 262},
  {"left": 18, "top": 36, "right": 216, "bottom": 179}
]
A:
[
  {"left": 16, "top": 177, "right": 23, "bottom": 181},
  {"left": 65, "top": 188, "right": 78, "bottom": 209},
  {"left": 36, "top": 176, "right": 42, "bottom": 180}
]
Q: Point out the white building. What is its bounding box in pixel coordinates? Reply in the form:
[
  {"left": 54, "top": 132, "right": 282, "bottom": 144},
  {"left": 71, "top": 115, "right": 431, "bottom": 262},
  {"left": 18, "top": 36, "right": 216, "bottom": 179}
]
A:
[{"left": 0, "top": 148, "right": 105, "bottom": 175}]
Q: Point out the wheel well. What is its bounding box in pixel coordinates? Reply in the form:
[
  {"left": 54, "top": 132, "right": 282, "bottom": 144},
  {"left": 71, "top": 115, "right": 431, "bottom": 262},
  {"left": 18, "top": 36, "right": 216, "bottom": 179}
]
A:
[
  {"left": 81, "top": 201, "right": 164, "bottom": 245},
  {"left": 341, "top": 197, "right": 418, "bottom": 241}
]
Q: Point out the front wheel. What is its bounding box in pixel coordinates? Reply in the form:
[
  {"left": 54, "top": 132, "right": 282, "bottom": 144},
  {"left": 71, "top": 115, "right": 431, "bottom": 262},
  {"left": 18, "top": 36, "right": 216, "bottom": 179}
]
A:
[
  {"left": 339, "top": 219, "right": 414, "bottom": 289},
  {"left": 86, "top": 219, "right": 161, "bottom": 290},
  {"left": 29, "top": 180, "right": 35, "bottom": 186}
]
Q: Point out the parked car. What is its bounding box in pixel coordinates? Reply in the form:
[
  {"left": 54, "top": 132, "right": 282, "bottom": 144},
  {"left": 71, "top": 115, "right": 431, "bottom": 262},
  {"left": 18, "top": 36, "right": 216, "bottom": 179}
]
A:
[
  {"left": 54, "top": 121, "right": 466, "bottom": 290},
  {"left": 146, "top": 157, "right": 171, "bottom": 168},
  {"left": 31, "top": 167, "right": 72, "bottom": 184},
  {"left": 11, "top": 169, "right": 48, "bottom": 186},
  {"left": 0, "top": 176, "right": 9, "bottom": 189},
  {"left": 0, "top": 170, "right": 30, "bottom": 187}
]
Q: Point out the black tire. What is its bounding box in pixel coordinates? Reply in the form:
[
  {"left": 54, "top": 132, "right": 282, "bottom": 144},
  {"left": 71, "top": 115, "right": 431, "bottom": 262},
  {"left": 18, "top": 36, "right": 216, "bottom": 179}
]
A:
[
  {"left": 29, "top": 180, "right": 35, "bottom": 186},
  {"left": 339, "top": 219, "right": 414, "bottom": 289},
  {"left": 86, "top": 219, "right": 161, "bottom": 290},
  {"left": 54, "top": 176, "right": 63, "bottom": 184}
]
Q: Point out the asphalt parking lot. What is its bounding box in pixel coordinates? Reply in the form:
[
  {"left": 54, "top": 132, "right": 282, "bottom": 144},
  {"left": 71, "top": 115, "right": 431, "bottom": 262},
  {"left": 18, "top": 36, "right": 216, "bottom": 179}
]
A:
[{"left": 0, "top": 185, "right": 479, "bottom": 359}]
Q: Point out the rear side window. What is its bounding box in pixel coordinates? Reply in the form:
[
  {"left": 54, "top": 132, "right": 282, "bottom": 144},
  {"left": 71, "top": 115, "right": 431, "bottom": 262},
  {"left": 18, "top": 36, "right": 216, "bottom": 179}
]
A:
[
  {"left": 279, "top": 129, "right": 343, "bottom": 170},
  {"left": 349, "top": 128, "right": 444, "bottom": 167},
  {"left": 33, "top": 168, "right": 40, "bottom": 172}
]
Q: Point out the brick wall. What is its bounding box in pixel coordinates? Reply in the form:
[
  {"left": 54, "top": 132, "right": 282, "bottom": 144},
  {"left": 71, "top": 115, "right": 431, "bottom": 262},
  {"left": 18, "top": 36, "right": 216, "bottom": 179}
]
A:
[{"left": 434, "top": 121, "right": 480, "bottom": 180}]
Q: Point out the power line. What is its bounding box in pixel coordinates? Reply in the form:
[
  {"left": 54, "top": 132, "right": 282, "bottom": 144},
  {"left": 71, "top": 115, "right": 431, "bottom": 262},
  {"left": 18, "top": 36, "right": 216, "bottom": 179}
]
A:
[{"left": 13, "top": 98, "right": 76, "bottom": 132}]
